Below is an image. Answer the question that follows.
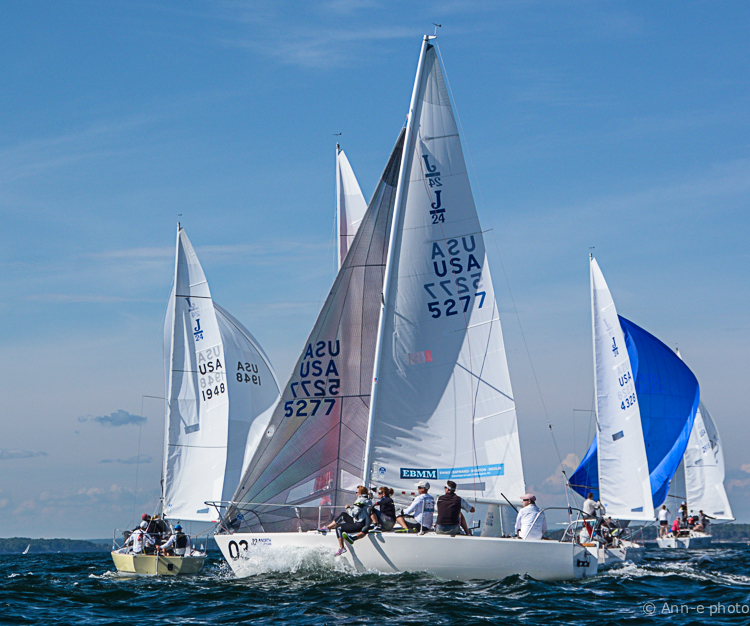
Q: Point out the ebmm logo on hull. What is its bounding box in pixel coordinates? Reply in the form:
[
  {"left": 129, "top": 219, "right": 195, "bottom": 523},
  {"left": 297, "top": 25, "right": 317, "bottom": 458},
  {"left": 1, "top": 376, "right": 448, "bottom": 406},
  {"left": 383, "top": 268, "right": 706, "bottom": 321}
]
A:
[{"left": 400, "top": 468, "right": 438, "bottom": 480}]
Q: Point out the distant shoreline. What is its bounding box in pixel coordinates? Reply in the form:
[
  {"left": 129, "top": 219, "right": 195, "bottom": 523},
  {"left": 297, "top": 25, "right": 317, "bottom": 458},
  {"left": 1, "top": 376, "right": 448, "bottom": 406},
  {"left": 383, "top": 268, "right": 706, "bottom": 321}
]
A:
[
  {"left": 0, "top": 536, "right": 219, "bottom": 554},
  {"left": 0, "top": 538, "right": 110, "bottom": 554}
]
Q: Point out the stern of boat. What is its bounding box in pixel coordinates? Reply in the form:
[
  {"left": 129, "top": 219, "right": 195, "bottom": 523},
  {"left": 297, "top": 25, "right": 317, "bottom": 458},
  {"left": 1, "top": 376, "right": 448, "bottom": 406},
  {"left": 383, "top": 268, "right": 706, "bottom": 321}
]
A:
[{"left": 111, "top": 550, "right": 206, "bottom": 576}]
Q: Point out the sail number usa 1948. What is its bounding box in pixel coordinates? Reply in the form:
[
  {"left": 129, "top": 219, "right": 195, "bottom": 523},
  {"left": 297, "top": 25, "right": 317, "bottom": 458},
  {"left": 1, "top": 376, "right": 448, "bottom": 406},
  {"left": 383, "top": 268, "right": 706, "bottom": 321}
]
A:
[{"left": 197, "top": 345, "right": 226, "bottom": 403}]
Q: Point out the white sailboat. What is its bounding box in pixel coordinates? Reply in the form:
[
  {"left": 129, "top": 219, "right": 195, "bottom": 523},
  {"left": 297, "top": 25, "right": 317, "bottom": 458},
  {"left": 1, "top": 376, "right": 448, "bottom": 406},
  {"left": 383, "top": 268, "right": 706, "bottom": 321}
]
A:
[
  {"left": 112, "top": 225, "right": 281, "bottom": 576},
  {"left": 22, "top": 544, "right": 30, "bottom": 555},
  {"left": 657, "top": 354, "right": 733, "bottom": 548},
  {"left": 574, "top": 257, "right": 651, "bottom": 566},
  {"left": 336, "top": 144, "right": 367, "bottom": 268},
  {"left": 214, "top": 37, "right": 597, "bottom": 582}
]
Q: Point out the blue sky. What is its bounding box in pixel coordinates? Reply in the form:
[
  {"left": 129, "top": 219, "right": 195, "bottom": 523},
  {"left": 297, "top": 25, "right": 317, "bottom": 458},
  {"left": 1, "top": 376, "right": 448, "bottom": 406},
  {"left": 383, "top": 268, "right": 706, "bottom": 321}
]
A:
[{"left": 2, "top": 1, "right": 749, "bottom": 538}]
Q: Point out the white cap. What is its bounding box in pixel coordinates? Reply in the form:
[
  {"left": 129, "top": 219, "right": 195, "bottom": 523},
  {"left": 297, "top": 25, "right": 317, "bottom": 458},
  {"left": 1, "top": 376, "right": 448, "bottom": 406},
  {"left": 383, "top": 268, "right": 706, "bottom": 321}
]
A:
[{"left": 416, "top": 480, "right": 430, "bottom": 489}]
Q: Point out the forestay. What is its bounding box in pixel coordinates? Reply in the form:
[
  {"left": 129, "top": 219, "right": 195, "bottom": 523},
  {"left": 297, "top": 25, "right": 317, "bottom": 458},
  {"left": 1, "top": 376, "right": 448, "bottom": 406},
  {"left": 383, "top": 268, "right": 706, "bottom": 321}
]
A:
[
  {"left": 227, "top": 130, "right": 406, "bottom": 531},
  {"left": 587, "top": 257, "right": 652, "bottom": 520},
  {"left": 365, "top": 40, "right": 525, "bottom": 503},
  {"left": 337, "top": 146, "right": 368, "bottom": 268},
  {"left": 163, "top": 227, "right": 279, "bottom": 522},
  {"left": 684, "top": 402, "right": 733, "bottom": 519}
]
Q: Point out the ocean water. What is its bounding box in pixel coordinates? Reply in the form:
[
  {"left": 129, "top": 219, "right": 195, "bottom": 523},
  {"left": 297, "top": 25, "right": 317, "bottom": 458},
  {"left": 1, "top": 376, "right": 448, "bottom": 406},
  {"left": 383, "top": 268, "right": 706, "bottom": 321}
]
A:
[{"left": 2, "top": 545, "right": 750, "bottom": 625}]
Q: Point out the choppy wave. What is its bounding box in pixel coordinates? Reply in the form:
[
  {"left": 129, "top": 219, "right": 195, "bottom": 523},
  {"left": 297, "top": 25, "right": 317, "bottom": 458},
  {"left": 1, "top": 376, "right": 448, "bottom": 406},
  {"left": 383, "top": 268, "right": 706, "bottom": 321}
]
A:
[{"left": 1, "top": 543, "right": 749, "bottom": 625}]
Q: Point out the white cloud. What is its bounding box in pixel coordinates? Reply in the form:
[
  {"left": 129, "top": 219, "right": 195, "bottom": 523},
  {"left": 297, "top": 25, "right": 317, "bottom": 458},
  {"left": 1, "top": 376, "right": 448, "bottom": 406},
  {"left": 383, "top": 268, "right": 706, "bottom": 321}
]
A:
[
  {"left": 0, "top": 449, "right": 47, "bottom": 461},
  {"left": 78, "top": 410, "right": 147, "bottom": 427},
  {"left": 543, "top": 452, "right": 580, "bottom": 488}
]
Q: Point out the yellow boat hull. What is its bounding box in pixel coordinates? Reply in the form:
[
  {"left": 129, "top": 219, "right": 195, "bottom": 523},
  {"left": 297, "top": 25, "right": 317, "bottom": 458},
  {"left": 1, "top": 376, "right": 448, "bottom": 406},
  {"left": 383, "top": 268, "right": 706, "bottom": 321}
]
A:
[{"left": 110, "top": 551, "right": 206, "bottom": 576}]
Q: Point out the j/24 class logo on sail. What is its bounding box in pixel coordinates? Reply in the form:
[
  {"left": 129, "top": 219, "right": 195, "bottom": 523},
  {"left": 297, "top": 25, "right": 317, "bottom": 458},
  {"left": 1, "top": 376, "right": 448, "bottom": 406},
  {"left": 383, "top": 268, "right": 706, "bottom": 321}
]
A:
[
  {"left": 423, "top": 154, "right": 445, "bottom": 224},
  {"left": 423, "top": 237, "right": 485, "bottom": 319}
]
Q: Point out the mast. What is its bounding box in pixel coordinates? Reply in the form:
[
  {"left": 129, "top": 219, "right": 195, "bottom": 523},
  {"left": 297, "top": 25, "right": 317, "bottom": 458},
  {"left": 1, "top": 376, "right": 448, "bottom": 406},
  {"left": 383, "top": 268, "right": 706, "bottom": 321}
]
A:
[
  {"left": 361, "top": 35, "right": 433, "bottom": 486},
  {"left": 591, "top": 254, "right": 600, "bottom": 502},
  {"left": 336, "top": 142, "right": 342, "bottom": 268},
  {"left": 163, "top": 223, "right": 181, "bottom": 504}
]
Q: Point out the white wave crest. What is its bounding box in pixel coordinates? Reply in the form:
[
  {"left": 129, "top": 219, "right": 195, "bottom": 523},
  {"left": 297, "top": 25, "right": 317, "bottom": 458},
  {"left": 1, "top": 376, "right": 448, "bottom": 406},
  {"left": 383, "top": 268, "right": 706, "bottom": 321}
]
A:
[{"left": 230, "top": 544, "right": 351, "bottom": 578}]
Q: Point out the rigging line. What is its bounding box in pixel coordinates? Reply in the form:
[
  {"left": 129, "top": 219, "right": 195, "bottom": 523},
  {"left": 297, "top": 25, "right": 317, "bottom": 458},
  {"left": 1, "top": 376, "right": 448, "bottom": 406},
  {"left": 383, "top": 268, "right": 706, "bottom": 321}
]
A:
[
  {"left": 131, "top": 394, "right": 145, "bottom": 530},
  {"left": 436, "top": 42, "right": 565, "bottom": 471}
]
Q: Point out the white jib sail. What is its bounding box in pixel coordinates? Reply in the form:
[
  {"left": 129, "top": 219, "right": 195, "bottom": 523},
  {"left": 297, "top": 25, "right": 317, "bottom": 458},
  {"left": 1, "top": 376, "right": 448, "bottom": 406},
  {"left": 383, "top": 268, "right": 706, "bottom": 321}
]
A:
[
  {"left": 684, "top": 402, "right": 733, "bottom": 520},
  {"left": 337, "top": 145, "right": 367, "bottom": 268},
  {"left": 590, "top": 257, "right": 653, "bottom": 520},
  {"left": 213, "top": 303, "right": 281, "bottom": 501},
  {"left": 163, "top": 227, "right": 279, "bottom": 522},
  {"left": 365, "top": 38, "right": 525, "bottom": 504}
]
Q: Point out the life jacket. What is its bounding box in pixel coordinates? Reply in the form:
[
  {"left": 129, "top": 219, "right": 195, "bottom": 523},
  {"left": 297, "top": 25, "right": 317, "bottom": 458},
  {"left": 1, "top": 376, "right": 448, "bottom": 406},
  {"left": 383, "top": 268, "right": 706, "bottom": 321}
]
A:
[
  {"left": 436, "top": 492, "right": 462, "bottom": 526},
  {"left": 175, "top": 532, "right": 188, "bottom": 549}
]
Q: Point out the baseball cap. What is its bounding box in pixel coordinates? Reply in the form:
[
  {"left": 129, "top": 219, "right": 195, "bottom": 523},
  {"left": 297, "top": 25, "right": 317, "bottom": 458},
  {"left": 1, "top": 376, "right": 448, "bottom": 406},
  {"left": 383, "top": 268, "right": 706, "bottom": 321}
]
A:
[{"left": 416, "top": 480, "right": 430, "bottom": 489}]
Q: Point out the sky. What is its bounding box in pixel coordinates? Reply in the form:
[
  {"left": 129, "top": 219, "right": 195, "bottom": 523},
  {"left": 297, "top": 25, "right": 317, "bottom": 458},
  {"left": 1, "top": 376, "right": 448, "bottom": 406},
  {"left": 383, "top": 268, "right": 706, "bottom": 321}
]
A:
[{"left": 1, "top": 1, "right": 749, "bottom": 539}]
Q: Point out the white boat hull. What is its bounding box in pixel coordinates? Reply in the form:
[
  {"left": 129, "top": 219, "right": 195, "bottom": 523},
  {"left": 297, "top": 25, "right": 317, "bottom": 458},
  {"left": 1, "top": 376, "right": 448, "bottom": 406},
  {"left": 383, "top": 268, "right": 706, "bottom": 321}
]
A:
[
  {"left": 583, "top": 541, "right": 645, "bottom": 566},
  {"left": 214, "top": 532, "right": 598, "bottom": 581},
  {"left": 111, "top": 551, "right": 206, "bottom": 576},
  {"left": 656, "top": 532, "right": 712, "bottom": 549}
]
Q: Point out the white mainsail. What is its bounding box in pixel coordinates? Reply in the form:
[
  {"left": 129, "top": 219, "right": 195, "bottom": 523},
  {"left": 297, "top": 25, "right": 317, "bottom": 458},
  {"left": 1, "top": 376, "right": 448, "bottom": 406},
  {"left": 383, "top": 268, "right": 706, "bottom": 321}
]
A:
[
  {"left": 364, "top": 39, "right": 525, "bottom": 503},
  {"left": 337, "top": 145, "right": 367, "bottom": 268},
  {"left": 163, "top": 226, "right": 280, "bottom": 522},
  {"left": 683, "top": 402, "right": 733, "bottom": 519},
  {"left": 590, "top": 257, "right": 652, "bottom": 520}
]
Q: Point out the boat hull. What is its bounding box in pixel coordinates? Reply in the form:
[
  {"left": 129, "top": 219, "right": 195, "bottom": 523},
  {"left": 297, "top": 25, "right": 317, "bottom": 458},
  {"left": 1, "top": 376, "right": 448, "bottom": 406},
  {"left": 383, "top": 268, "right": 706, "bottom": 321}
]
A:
[
  {"left": 214, "top": 532, "right": 598, "bottom": 581},
  {"left": 656, "top": 532, "right": 712, "bottom": 549},
  {"left": 110, "top": 551, "right": 206, "bottom": 576},
  {"left": 583, "top": 541, "right": 645, "bottom": 566}
]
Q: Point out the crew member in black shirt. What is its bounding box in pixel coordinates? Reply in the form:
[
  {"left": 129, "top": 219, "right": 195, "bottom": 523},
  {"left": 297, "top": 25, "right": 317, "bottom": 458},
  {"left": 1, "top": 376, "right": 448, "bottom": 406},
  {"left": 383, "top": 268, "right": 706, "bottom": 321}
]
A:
[{"left": 436, "top": 480, "right": 475, "bottom": 535}]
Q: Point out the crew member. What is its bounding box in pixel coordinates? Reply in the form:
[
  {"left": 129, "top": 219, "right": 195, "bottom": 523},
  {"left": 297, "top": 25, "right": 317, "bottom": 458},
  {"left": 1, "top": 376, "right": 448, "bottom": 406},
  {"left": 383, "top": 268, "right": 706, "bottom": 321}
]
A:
[
  {"left": 159, "top": 524, "right": 191, "bottom": 556},
  {"left": 436, "top": 480, "right": 475, "bottom": 535},
  {"left": 658, "top": 504, "right": 671, "bottom": 538},
  {"left": 123, "top": 521, "right": 154, "bottom": 554},
  {"left": 515, "top": 493, "right": 547, "bottom": 540},
  {"left": 395, "top": 480, "right": 435, "bottom": 533}
]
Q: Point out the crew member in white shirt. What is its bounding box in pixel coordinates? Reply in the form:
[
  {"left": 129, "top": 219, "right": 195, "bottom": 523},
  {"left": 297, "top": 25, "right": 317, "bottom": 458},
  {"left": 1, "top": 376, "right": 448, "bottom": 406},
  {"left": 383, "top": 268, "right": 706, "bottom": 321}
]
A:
[
  {"left": 658, "top": 504, "right": 671, "bottom": 538},
  {"left": 123, "top": 521, "right": 154, "bottom": 554},
  {"left": 515, "top": 493, "right": 547, "bottom": 540},
  {"left": 395, "top": 480, "right": 435, "bottom": 532},
  {"left": 582, "top": 492, "right": 604, "bottom": 518}
]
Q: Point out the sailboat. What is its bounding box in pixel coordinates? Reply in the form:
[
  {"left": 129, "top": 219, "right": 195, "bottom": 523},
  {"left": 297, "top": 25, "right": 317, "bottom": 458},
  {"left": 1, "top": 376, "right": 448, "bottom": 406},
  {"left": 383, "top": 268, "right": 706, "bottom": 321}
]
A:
[
  {"left": 111, "top": 225, "right": 281, "bottom": 576},
  {"left": 569, "top": 258, "right": 700, "bottom": 562},
  {"left": 336, "top": 144, "right": 367, "bottom": 268},
  {"left": 656, "top": 351, "right": 733, "bottom": 548},
  {"left": 22, "top": 544, "right": 30, "bottom": 555},
  {"left": 568, "top": 257, "right": 652, "bottom": 565},
  {"left": 213, "top": 36, "right": 597, "bottom": 582}
]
